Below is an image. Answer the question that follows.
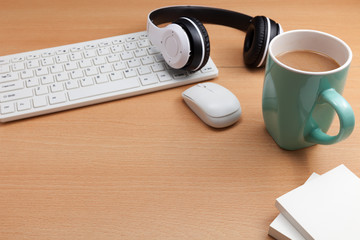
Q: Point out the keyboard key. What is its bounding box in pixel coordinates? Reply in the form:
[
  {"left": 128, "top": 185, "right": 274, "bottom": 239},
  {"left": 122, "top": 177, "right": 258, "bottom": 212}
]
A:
[
  {"left": 33, "top": 96, "right": 47, "bottom": 108},
  {"left": 201, "top": 66, "right": 215, "bottom": 73},
  {"left": 12, "top": 57, "right": 25, "bottom": 62},
  {"left": 27, "top": 54, "right": 39, "bottom": 60},
  {"left": 172, "top": 70, "right": 188, "bottom": 79},
  {"left": 41, "top": 57, "right": 55, "bottom": 66},
  {"left": 109, "top": 72, "right": 122, "bottom": 81},
  {"left": 110, "top": 44, "right": 123, "bottom": 53},
  {"left": 55, "top": 55, "right": 68, "bottom": 64},
  {"left": 97, "top": 47, "right": 110, "bottom": 56},
  {"left": 85, "top": 44, "right": 96, "bottom": 49},
  {"left": 50, "top": 82, "right": 64, "bottom": 92},
  {"left": 126, "top": 36, "right": 137, "bottom": 42},
  {"left": 55, "top": 72, "right": 69, "bottom": 81},
  {"left": 138, "top": 66, "right": 151, "bottom": 75},
  {"left": 141, "top": 56, "right": 154, "bottom": 65},
  {"left": 70, "top": 46, "right": 82, "bottom": 52},
  {"left": 0, "top": 59, "right": 10, "bottom": 65},
  {"left": 140, "top": 75, "right": 158, "bottom": 86},
  {"left": 35, "top": 67, "right": 49, "bottom": 76},
  {"left": 0, "top": 81, "right": 23, "bottom": 92},
  {"left": 120, "top": 51, "right": 133, "bottom": 60},
  {"left": 25, "top": 78, "right": 39, "bottom": 87},
  {"left": 99, "top": 65, "right": 112, "bottom": 73},
  {"left": 0, "top": 88, "right": 33, "bottom": 103},
  {"left": 137, "top": 39, "right": 150, "bottom": 48},
  {"left": 84, "top": 49, "right": 97, "bottom": 58},
  {"left": 93, "top": 57, "right": 106, "bottom": 66},
  {"left": 20, "top": 70, "right": 33, "bottom": 79},
  {"left": 68, "top": 78, "right": 140, "bottom": 101},
  {"left": 79, "top": 59, "right": 92, "bottom": 68},
  {"left": 157, "top": 72, "right": 172, "bottom": 82},
  {"left": 85, "top": 67, "right": 98, "bottom": 76},
  {"left": 35, "top": 86, "right": 49, "bottom": 95},
  {"left": 124, "top": 42, "right": 137, "bottom": 51},
  {"left": 40, "top": 75, "right": 54, "bottom": 84},
  {"left": 127, "top": 59, "right": 141, "bottom": 68},
  {"left": 1, "top": 72, "right": 19, "bottom": 83},
  {"left": 107, "top": 54, "right": 120, "bottom": 63},
  {"left": 98, "top": 42, "right": 111, "bottom": 47},
  {"left": 113, "top": 62, "right": 126, "bottom": 70},
  {"left": 12, "top": 62, "right": 25, "bottom": 71},
  {"left": 56, "top": 49, "right": 69, "bottom": 55},
  {"left": 151, "top": 63, "right": 165, "bottom": 72},
  {"left": 80, "top": 77, "right": 93, "bottom": 87},
  {"left": 123, "top": 69, "right": 137, "bottom": 78},
  {"left": 17, "top": 99, "right": 31, "bottom": 111},
  {"left": 147, "top": 46, "right": 160, "bottom": 55},
  {"left": 70, "top": 69, "right": 84, "bottom": 79},
  {"left": 112, "top": 39, "right": 124, "bottom": 45},
  {"left": 0, "top": 65, "right": 10, "bottom": 74},
  {"left": 65, "top": 62, "right": 78, "bottom": 71},
  {"left": 1, "top": 102, "right": 15, "bottom": 114},
  {"left": 69, "top": 52, "right": 82, "bottom": 61},
  {"left": 49, "top": 93, "right": 67, "bottom": 105},
  {"left": 50, "top": 65, "right": 63, "bottom": 73},
  {"left": 65, "top": 80, "right": 79, "bottom": 89},
  {"left": 139, "top": 33, "right": 148, "bottom": 39},
  {"left": 41, "top": 52, "right": 55, "bottom": 57},
  {"left": 26, "top": 60, "right": 40, "bottom": 68},
  {"left": 154, "top": 54, "right": 164, "bottom": 62},
  {"left": 134, "top": 49, "right": 147, "bottom": 58},
  {"left": 95, "top": 75, "right": 108, "bottom": 84}
]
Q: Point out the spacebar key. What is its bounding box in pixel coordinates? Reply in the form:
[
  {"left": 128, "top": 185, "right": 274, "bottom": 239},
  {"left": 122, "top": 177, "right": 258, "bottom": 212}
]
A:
[{"left": 68, "top": 78, "right": 140, "bottom": 101}]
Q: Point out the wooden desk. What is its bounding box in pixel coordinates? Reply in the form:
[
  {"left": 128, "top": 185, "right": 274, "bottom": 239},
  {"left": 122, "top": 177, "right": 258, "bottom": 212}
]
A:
[{"left": 0, "top": 0, "right": 359, "bottom": 239}]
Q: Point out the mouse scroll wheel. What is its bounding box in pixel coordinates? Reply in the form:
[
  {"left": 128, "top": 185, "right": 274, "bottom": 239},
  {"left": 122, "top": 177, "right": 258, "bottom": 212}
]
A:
[{"left": 198, "top": 83, "right": 215, "bottom": 93}]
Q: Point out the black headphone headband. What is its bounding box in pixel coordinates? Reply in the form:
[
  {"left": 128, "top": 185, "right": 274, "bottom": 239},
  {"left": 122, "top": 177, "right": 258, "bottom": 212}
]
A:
[{"left": 149, "top": 6, "right": 253, "bottom": 31}]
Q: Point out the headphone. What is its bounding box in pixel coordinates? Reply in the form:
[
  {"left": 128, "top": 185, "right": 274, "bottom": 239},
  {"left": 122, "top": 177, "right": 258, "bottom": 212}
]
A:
[{"left": 147, "top": 6, "right": 283, "bottom": 71}]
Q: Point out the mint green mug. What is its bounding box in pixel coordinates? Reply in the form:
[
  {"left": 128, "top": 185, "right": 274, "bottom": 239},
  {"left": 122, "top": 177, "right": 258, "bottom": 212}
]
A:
[{"left": 262, "top": 30, "right": 355, "bottom": 150}]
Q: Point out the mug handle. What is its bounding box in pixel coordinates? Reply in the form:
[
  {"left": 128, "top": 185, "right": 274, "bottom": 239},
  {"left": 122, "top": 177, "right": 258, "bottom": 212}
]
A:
[{"left": 305, "top": 88, "right": 355, "bottom": 145}]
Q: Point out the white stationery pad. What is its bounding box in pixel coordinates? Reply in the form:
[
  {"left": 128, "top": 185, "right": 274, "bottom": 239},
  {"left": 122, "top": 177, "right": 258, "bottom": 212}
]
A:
[
  {"left": 268, "top": 173, "right": 320, "bottom": 240},
  {"left": 276, "top": 165, "right": 360, "bottom": 240}
]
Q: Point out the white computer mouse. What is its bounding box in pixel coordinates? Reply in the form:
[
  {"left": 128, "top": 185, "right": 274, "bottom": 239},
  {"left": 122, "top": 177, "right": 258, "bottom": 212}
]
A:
[{"left": 182, "top": 82, "right": 241, "bottom": 128}]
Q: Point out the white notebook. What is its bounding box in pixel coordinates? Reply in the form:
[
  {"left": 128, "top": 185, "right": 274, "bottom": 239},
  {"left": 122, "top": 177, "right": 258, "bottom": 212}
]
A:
[
  {"left": 276, "top": 165, "right": 360, "bottom": 240},
  {"left": 268, "top": 173, "right": 320, "bottom": 240}
]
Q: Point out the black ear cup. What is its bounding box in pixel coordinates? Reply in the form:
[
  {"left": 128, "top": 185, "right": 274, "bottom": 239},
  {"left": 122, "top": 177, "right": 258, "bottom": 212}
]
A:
[
  {"left": 243, "top": 16, "right": 281, "bottom": 68},
  {"left": 173, "top": 17, "right": 210, "bottom": 71},
  {"left": 243, "top": 16, "right": 268, "bottom": 68}
]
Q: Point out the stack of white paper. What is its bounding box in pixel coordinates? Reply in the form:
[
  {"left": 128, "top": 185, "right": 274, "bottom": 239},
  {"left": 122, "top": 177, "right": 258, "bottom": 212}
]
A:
[{"left": 268, "top": 165, "right": 360, "bottom": 240}]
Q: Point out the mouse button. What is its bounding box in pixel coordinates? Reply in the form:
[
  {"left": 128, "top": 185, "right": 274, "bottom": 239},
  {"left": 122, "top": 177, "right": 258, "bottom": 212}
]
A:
[
  {"left": 182, "top": 85, "right": 212, "bottom": 103},
  {"left": 205, "top": 95, "right": 241, "bottom": 118},
  {"left": 214, "top": 85, "right": 235, "bottom": 96},
  {"left": 221, "top": 92, "right": 240, "bottom": 106},
  {"left": 201, "top": 82, "right": 231, "bottom": 92},
  {"left": 199, "top": 82, "right": 218, "bottom": 90},
  {"left": 182, "top": 86, "right": 198, "bottom": 101}
]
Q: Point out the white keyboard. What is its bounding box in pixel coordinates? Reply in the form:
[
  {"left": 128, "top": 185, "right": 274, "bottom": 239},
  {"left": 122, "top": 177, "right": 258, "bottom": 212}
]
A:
[{"left": 0, "top": 31, "right": 218, "bottom": 122}]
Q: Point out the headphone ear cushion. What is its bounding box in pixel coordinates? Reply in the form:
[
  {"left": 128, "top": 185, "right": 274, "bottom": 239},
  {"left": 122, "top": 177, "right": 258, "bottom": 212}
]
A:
[
  {"left": 189, "top": 17, "right": 210, "bottom": 70},
  {"left": 243, "top": 16, "right": 267, "bottom": 68},
  {"left": 174, "top": 17, "right": 210, "bottom": 71}
]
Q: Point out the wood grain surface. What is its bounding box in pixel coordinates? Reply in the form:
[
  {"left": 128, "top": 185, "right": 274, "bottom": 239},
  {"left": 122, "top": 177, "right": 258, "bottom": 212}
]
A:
[{"left": 0, "top": 0, "right": 359, "bottom": 239}]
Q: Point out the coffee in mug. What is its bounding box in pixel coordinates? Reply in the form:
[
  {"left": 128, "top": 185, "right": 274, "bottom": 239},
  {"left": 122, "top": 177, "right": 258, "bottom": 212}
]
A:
[{"left": 276, "top": 50, "right": 340, "bottom": 72}]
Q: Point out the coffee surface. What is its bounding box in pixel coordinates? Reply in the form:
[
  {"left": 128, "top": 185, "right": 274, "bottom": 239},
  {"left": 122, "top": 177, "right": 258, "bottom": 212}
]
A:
[{"left": 276, "top": 50, "right": 340, "bottom": 72}]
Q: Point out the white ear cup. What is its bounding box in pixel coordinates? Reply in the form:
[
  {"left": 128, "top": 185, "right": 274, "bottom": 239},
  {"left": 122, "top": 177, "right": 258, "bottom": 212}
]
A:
[{"left": 159, "top": 24, "right": 191, "bottom": 69}]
